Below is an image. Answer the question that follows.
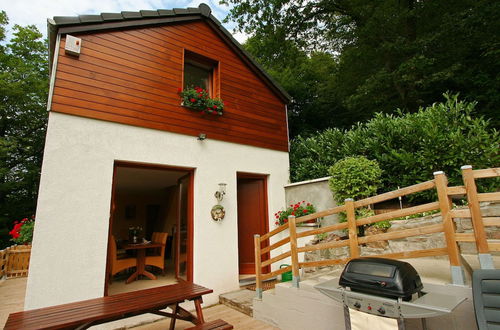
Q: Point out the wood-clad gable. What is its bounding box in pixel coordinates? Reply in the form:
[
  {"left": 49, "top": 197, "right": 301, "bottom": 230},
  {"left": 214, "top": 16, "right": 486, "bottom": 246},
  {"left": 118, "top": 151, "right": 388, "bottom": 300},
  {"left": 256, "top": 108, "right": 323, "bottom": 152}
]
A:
[{"left": 50, "top": 20, "right": 289, "bottom": 152}]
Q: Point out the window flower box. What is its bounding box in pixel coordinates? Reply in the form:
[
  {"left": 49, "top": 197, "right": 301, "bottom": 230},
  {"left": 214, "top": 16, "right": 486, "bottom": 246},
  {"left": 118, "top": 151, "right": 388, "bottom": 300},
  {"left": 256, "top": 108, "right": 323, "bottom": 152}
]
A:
[{"left": 178, "top": 87, "right": 224, "bottom": 116}]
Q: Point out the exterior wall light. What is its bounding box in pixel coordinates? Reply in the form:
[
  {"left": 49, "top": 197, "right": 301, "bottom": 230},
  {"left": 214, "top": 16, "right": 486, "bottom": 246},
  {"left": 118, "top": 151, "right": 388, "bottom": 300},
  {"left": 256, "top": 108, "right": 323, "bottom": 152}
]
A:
[
  {"left": 212, "top": 183, "right": 227, "bottom": 221},
  {"left": 214, "top": 183, "right": 227, "bottom": 202},
  {"left": 198, "top": 133, "right": 206, "bottom": 140}
]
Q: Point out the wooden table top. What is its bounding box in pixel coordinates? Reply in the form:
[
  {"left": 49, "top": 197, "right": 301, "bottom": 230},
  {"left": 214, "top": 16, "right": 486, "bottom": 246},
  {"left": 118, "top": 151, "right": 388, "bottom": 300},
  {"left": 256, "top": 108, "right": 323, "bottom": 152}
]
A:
[{"left": 122, "top": 242, "right": 164, "bottom": 250}]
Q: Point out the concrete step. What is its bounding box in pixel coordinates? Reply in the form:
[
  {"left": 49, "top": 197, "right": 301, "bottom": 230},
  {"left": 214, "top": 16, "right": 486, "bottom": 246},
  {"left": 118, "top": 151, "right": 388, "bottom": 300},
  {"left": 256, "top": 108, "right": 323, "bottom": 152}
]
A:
[
  {"left": 253, "top": 283, "right": 344, "bottom": 330},
  {"left": 219, "top": 289, "right": 256, "bottom": 317}
]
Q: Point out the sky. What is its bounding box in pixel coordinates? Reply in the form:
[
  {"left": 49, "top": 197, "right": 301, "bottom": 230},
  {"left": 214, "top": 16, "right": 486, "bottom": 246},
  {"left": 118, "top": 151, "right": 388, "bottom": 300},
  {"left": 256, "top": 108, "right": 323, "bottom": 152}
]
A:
[{"left": 1, "top": 0, "right": 247, "bottom": 43}]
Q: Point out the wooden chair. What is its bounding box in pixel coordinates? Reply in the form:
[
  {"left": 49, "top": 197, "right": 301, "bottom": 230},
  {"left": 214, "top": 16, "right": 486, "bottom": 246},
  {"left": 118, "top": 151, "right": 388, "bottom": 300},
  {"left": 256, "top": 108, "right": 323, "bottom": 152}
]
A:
[
  {"left": 145, "top": 232, "right": 168, "bottom": 275},
  {"left": 109, "top": 235, "right": 136, "bottom": 283}
]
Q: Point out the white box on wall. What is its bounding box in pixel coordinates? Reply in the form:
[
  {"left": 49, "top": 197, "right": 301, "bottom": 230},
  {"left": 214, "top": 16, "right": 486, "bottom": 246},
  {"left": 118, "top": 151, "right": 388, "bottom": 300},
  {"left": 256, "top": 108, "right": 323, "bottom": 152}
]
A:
[{"left": 65, "top": 35, "right": 82, "bottom": 57}]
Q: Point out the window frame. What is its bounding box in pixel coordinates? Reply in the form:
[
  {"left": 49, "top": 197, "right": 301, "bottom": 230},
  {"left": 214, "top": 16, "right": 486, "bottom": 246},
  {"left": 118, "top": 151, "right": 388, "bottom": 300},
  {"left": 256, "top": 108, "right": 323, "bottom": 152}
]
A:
[{"left": 182, "top": 49, "right": 220, "bottom": 98}]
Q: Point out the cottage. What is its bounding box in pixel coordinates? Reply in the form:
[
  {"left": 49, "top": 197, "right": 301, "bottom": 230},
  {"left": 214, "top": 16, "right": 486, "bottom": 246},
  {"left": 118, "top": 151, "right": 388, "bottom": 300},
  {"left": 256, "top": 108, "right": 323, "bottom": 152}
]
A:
[{"left": 25, "top": 4, "right": 290, "bottom": 310}]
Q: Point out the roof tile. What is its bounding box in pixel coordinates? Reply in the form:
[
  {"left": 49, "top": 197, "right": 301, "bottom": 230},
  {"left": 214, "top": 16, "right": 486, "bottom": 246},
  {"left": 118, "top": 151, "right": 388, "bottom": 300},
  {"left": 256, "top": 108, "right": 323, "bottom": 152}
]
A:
[
  {"left": 101, "top": 13, "right": 123, "bottom": 21},
  {"left": 140, "top": 10, "right": 159, "bottom": 17},
  {"left": 157, "top": 9, "right": 175, "bottom": 17},
  {"left": 121, "top": 11, "right": 142, "bottom": 19},
  {"left": 79, "top": 15, "right": 103, "bottom": 23},
  {"left": 52, "top": 16, "right": 81, "bottom": 25},
  {"left": 173, "top": 8, "right": 189, "bottom": 15}
]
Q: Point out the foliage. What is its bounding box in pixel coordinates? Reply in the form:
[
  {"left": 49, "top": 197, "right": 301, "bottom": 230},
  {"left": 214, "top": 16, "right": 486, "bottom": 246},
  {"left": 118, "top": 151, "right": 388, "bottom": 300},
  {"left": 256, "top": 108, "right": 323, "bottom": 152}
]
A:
[
  {"left": 274, "top": 201, "right": 316, "bottom": 226},
  {"left": 327, "top": 157, "right": 388, "bottom": 233},
  {"left": 179, "top": 87, "right": 224, "bottom": 115},
  {"left": 328, "top": 156, "right": 382, "bottom": 204},
  {"left": 244, "top": 34, "right": 341, "bottom": 137},
  {"left": 9, "top": 217, "right": 35, "bottom": 244},
  {"left": 393, "top": 209, "right": 440, "bottom": 221},
  {"left": 290, "top": 94, "right": 500, "bottom": 203},
  {"left": 224, "top": 0, "right": 500, "bottom": 135},
  {"left": 0, "top": 12, "right": 48, "bottom": 249}
]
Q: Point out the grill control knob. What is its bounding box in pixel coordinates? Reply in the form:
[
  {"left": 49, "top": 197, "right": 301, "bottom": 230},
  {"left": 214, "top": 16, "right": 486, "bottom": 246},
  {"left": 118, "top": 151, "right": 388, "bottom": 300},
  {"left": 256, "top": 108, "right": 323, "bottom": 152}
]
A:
[
  {"left": 377, "top": 307, "right": 386, "bottom": 314},
  {"left": 353, "top": 302, "right": 361, "bottom": 309}
]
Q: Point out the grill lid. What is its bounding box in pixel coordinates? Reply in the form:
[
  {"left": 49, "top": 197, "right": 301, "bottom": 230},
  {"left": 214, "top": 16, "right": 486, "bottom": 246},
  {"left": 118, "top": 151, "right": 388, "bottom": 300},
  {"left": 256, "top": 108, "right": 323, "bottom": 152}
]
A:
[{"left": 339, "top": 258, "right": 423, "bottom": 300}]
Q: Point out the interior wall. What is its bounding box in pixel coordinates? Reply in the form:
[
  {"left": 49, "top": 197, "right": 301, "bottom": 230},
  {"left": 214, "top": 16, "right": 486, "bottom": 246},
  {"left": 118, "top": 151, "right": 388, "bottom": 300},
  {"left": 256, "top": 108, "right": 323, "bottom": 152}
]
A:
[{"left": 112, "top": 189, "right": 176, "bottom": 241}]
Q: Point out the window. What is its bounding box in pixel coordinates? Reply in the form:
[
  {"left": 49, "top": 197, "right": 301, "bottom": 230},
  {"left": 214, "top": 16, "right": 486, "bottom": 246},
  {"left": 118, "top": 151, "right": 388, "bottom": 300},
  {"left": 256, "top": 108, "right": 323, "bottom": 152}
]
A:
[{"left": 183, "top": 50, "right": 219, "bottom": 97}]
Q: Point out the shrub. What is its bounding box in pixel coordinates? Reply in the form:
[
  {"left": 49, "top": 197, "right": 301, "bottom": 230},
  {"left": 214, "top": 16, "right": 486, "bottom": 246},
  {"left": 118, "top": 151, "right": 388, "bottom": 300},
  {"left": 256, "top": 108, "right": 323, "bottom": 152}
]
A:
[
  {"left": 328, "top": 157, "right": 388, "bottom": 233},
  {"left": 328, "top": 156, "right": 382, "bottom": 203},
  {"left": 291, "top": 94, "right": 500, "bottom": 203}
]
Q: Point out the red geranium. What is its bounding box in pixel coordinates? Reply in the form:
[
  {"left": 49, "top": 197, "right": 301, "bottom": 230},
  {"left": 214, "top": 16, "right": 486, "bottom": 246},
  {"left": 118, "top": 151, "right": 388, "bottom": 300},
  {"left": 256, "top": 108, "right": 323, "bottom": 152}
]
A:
[
  {"left": 9, "top": 216, "right": 35, "bottom": 244},
  {"left": 274, "top": 201, "right": 318, "bottom": 226},
  {"left": 179, "top": 87, "right": 224, "bottom": 115}
]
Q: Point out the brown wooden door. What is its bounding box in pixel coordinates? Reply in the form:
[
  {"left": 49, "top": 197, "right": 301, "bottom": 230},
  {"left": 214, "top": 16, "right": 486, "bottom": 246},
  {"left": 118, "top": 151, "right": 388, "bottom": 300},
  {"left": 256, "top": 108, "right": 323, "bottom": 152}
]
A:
[{"left": 237, "top": 174, "right": 269, "bottom": 274}]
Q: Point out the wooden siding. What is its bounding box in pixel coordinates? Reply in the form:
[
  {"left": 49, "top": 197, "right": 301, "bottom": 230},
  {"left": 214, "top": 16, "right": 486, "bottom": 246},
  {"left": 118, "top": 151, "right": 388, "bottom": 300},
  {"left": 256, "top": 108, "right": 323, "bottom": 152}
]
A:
[{"left": 51, "top": 21, "right": 289, "bottom": 152}]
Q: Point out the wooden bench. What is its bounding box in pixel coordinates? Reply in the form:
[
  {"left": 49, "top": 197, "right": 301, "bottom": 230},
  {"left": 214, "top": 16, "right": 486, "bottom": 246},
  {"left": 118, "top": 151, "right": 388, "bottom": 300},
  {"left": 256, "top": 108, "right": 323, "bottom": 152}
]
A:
[
  {"left": 186, "top": 319, "right": 233, "bottom": 330},
  {"left": 5, "top": 281, "right": 221, "bottom": 330},
  {"left": 186, "top": 319, "right": 233, "bottom": 329}
]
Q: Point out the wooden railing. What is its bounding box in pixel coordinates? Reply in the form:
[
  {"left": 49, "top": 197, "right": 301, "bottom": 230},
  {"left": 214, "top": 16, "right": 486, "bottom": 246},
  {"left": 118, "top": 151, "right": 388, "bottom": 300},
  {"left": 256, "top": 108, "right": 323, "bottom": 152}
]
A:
[
  {"left": 254, "top": 166, "right": 500, "bottom": 298},
  {"left": 0, "top": 245, "right": 32, "bottom": 279}
]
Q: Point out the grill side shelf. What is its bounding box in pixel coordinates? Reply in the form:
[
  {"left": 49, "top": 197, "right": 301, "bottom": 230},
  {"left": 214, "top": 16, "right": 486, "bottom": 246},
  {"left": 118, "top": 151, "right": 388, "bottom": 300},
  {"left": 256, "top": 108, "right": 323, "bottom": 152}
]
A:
[{"left": 399, "top": 292, "right": 467, "bottom": 318}]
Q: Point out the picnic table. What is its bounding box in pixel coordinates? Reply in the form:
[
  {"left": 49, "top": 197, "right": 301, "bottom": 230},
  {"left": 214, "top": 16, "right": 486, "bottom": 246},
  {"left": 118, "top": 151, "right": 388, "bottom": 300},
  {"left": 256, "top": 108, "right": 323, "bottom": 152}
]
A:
[{"left": 5, "top": 281, "right": 231, "bottom": 329}]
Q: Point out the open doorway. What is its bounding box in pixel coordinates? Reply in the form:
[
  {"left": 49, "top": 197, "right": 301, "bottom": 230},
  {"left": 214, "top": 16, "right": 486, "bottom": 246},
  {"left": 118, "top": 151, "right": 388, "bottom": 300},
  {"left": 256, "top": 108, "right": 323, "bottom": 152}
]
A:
[{"left": 105, "top": 162, "right": 194, "bottom": 296}]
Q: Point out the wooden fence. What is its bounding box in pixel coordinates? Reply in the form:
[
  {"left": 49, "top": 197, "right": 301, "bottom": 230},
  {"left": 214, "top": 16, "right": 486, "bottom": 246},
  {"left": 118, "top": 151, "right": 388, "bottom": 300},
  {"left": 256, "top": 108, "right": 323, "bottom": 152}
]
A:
[
  {"left": 254, "top": 165, "right": 500, "bottom": 298},
  {"left": 0, "top": 245, "right": 32, "bottom": 279}
]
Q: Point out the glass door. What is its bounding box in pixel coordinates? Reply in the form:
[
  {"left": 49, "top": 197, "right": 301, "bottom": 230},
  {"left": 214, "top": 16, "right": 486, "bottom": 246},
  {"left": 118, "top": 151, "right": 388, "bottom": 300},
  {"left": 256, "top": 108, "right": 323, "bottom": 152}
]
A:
[{"left": 175, "top": 174, "right": 190, "bottom": 281}]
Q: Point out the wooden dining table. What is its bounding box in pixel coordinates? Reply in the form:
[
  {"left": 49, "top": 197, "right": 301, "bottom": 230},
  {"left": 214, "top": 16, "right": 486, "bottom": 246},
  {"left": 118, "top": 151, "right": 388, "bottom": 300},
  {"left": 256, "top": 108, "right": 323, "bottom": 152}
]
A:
[{"left": 122, "top": 242, "right": 164, "bottom": 284}]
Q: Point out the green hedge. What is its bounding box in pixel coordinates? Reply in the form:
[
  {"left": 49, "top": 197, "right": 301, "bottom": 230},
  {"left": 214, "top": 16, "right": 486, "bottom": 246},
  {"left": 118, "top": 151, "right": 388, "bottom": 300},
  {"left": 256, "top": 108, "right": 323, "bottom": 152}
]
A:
[{"left": 290, "top": 94, "right": 500, "bottom": 202}]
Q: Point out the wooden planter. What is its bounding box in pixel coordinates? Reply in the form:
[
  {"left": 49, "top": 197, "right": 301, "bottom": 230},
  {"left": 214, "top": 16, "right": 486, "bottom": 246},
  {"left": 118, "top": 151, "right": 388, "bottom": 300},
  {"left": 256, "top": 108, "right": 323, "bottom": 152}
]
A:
[{"left": 0, "top": 245, "right": 32, "bottom": 279}]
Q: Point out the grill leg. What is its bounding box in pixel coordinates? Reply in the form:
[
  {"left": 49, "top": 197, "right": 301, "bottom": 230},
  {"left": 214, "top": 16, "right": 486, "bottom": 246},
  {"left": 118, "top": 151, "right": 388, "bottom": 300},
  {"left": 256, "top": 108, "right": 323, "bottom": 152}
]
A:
[
  {"left": 397, "top": 317, "right": 405, "bottom": 330},
  {"left": 421, "top": 318, "right": 428, "bottom": 330},
  {"left": 343, "top": 305, "right": 351, "bottom": 330}
]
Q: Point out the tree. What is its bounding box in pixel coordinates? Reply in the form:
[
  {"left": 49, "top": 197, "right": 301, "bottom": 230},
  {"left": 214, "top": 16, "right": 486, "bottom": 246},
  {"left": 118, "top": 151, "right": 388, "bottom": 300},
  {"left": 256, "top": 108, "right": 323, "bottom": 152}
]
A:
[
  {"left": 224, "top": 0, "right": 500, "bottom": 131},
  {"left": 0, "top": 12, "right": 48, "bottom": 248},
  {"left": 244, "top": 33, "right": 345, "bottom": 137}
]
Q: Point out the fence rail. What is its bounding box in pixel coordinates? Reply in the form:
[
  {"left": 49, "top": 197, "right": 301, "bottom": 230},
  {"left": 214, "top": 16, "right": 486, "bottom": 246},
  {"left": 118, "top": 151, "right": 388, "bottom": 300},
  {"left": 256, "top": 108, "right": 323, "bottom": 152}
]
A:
[
  {"left": 0, "top": 245, "right": 31, "bottom": 279},
  {"left": 254, "top": 165, "right": 500, "bottom": 298}
]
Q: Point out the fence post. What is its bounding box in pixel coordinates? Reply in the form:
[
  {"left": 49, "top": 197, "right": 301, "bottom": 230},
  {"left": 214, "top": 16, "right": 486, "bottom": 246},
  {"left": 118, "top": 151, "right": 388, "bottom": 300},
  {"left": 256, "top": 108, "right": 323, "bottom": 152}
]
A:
[
  {"left": 0, "top": 248, "right": 6, "bottom": 279},
  {"left": 288, "top": 215, "right": 300, "bottom": 288},
  {"left": 434, "top": 171, "right": 465, "bottom": 285},
  {"left": 254, "top": 234, "right": 263, "bottom": 299},
  {"left": 345, "top": 199, "right": 359, "bottom": 259},
  {"left": 461, "top": 165, "right": 494, "bottom": 269}
]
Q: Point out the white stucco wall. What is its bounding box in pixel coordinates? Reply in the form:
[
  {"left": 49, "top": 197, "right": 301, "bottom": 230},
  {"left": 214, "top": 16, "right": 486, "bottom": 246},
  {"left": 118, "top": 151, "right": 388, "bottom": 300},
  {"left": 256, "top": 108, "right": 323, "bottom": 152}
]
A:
[{"left": 25, "top": 112, "right": 289, "bottom": 310}]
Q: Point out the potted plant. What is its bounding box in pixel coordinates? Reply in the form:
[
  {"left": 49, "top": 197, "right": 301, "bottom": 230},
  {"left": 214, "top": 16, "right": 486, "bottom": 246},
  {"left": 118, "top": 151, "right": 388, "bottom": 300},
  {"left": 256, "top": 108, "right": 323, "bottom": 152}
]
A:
[
  {"left": 128, "top": 226, "right": 143, "bottom": 244},
  {"left": 274, "top": 201, "right": 318, "bottom": 226},
  {"left": 178, "top": 87, "right": 225, "bottom": 116}
]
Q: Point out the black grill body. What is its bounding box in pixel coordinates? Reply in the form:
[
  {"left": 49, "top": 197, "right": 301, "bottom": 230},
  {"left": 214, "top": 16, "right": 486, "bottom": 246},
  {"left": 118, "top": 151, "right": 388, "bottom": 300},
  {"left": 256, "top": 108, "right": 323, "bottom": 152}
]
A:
[{"left": 339, "top": 258, "right": 423, "bottom": 301}]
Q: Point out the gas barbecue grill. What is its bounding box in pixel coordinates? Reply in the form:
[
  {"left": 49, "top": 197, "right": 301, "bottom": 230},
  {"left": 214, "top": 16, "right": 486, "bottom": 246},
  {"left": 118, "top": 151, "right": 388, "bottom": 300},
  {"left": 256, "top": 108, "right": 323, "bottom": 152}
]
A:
[
  {"left": 315, "top": 258, "right": 467, "bottom": 329},
  {"left": 338, "top": 258, "right": 423, "bottom": 302}
]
